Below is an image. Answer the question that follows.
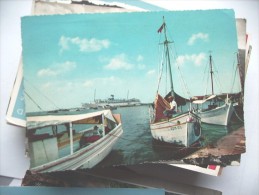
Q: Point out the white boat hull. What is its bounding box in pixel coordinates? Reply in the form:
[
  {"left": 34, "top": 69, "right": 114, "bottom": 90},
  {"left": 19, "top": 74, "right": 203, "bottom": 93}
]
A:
[
  {"left": 150, "top": 113, "right": 201, "bottom": 147},
  {"left": 196, "top": 102, "right": 234, "bottom": 126},
  {"left": 30, "top": 124, "right": 123, "bottom": 173}
]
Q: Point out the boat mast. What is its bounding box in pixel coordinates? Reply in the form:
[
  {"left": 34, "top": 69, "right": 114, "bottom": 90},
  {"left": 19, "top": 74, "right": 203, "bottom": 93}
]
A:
[
  {"left": 209, "top": 53, "right": 214, "bottom": 95},
  {"left": 163, "top": 17, "right": 174, "bottom": 97}
]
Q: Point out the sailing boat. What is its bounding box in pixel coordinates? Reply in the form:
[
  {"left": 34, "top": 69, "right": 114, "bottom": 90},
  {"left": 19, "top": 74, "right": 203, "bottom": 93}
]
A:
[
  {"left": 231, "top": 49, "right": 249, "bottom": 122},
  {"left": 192, "top": 54, "right": 234, "bottom": 126},
  {"left": 149, "top": 18, "right": 201, "bottom": 147}
]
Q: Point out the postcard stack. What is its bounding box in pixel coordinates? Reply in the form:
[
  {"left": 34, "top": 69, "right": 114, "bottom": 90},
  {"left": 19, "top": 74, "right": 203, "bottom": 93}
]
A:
[{"left": 5, "top": 0, "right": 251, "bottom": 194}]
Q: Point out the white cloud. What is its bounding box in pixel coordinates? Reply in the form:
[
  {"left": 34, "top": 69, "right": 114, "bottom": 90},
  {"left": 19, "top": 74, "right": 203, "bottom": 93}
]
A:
[
  {"left": 83, "top": 80, "right": 94, "bottom": 88},
  {"left": 83, "top": 76, "right": 119, "bottom": 88},
  {"left": 37, "top": 68, "right": 58, "bottom": 77},
  {"left": 93, "top": 76, "right": 117, "bottom": 84},
  {"left": 138, "top": 64, "right": 146, "bottom": 70},
  {"left": 37, "top": 61, "right": 76, "bottom": 77},
  {"left": 42, "top": 81, "right": 80, "bottom": 94},
  {"left": 176, "top": 53, "right": 206, "bottom": 66},
  {"left": 136, "top": 55, "right": 146, "bottom": 69},
  {"left": 59, "top": 36, "right": 110, "bottom": 53},
  {"left": 42, "top": 82, "right": 52, "bottom": 89},
  {"left": 98, "top": 76, "right": 117, "bottom": 83},
  {"left": 137, "top": 55, "right": 144, "bottom": 62},
  {"left": 65, "top": 82, "right": 74, "bottom": 89},
  {"left": 59, "top": 61, "right": 76, "bottom": 71},
  {"left": 176, "top": 56, "right": 186, "bottom": 66},
  {"left": 103, "top": 54, "right": 146, "bottom": 71},
  {"left": 104, "top": 54, "right": 133, "bottom": 70},
  {"left": 147, "top": 69, "right": 156, "bottom": 76},
  {"left": 187, "top": 33, "right": 209, "bottom": 45},
  {"left": 59, "top": 36, "right": 69, "bottom": 51}
]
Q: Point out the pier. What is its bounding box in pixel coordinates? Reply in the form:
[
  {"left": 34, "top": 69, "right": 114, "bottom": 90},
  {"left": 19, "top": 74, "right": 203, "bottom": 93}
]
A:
[{"left": 184, "top": 126, "right": 245, "bottom": 166}]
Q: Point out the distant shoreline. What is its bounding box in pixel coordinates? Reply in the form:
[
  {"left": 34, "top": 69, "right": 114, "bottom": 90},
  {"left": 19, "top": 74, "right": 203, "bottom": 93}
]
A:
[{"left": 26, "top": 103, "right": 153, "bottom": 116}]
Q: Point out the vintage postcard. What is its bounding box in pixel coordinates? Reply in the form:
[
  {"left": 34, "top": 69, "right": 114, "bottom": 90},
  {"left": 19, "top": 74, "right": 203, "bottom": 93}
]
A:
[
  {"left": 22, "top": 169, "right": 146, "bottom": 188},
  {"left": 6, "top": 60, "right": 26, "bottom": 127},
  {"left": 20, "top": 9, "right": 245, "bottom": 173},
  {"left": 3, "top": 0, "right": 234, "bottom": 178},
  {"left": 1, "top": 186, "right": 164, "bottom": 195},
  {"left": 20, "top": 167, "right": 222, "bottom": 195}
]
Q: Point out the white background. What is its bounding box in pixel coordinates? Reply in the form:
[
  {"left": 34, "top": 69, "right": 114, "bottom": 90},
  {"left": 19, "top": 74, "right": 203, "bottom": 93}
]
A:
[{"left": 0, "top": 1, "right": 258, "bottom": 194}]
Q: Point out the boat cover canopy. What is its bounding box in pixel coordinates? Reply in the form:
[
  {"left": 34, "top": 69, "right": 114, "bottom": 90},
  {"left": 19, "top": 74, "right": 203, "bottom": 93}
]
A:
[
  {"left": 26, "top": 110, "right": 116, "bottom": 130},
  {"left": 192, "top": 94, "right": 217, "bottom": 104},
  {"left": 191, "top": 92, "right": 242, "bottom": 104},
  {"left": 164, "top": 91, "right": 189, "bottom": 106}
]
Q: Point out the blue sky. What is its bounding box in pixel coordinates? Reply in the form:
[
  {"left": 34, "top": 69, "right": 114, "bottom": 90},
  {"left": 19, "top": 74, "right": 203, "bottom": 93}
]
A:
[{"left": 22, "top": 10, "right": 239, "bottom": 111}]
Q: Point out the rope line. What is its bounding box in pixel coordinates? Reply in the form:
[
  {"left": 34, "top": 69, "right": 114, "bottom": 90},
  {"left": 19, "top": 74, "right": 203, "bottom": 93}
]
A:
[
  {"left": 234, "top": 109, "right": 244, "bottom": 123},
  {"left": 24, "top": 78, "right": 60, "bottom": 110},
  {"left": 24, "top": 91, "right": 43, "bottom": 111}
]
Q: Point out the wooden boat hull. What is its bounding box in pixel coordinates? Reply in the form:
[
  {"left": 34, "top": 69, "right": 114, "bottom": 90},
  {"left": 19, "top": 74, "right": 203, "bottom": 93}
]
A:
[
  {"left": 30, "top": 124, "right": 123, "bottom": 173},
  {"left": 150, "top": 113, "right": 201, "bottom": 147},
  {"left": 196, "top": 102, "right": 234, "bottom": 126}
]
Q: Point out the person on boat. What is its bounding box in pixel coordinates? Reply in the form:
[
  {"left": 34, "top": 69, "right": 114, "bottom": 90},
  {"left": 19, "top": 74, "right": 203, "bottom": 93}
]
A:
[
  {"left": 79, "top": 125, "right": 101, "bottom": 148},
  {"left": 163, "top": 96, "right": 177, "bottom": 117}
]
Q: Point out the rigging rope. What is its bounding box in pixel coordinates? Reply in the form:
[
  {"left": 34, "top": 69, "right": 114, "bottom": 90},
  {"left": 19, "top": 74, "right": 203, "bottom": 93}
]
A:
[
  {"left": 211, "top": 57, "right": 223, "bottom": 94},
  {"left": 170, "top": 44, "right": 192, "bottom": 98},
  {"left": 24, "top": 91, "right": 43, "bottom": 111},
  {"left": 24, "top": 78, "right": 60, "bottom": 110},
  {"left": 204, "top": 54, "right": 212, "bottom": 95},
  {"left": 157, "top": 43, "right": 192, "bottom": 99},
  {"left": 231, "top": 66, "right": 238, "bottom": 93},
  {"left": 156, "top": 45, "right": 165, "bottom": 95},
  {"left": 230, "top": 52, "right": 241, "bottom": 93},
  {"left": 205, "top": 71, "right": 210, "bottom": 96},
  {"left": 157, "top": 23, "right": 192, "bottom": 99},
  {"left": 234, "top": 109, "right": 244, "bottom": 123},
  {"left": 202, "top": 54, "right": 227, "bottom": 96},
  {"left": 171, "top": 40, "right": 192, "bottom": 98}
]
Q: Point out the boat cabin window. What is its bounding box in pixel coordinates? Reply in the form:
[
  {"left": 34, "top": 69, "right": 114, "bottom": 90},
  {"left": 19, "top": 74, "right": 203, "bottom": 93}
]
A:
[
  {"left": 27, "top": 126, "right": 55, "bottom": 142},
  {"left": 27, "top": 123, "right": 76, "bottom": 142},
  {"left": 105, "top": 118, "right": 116, "bottom": 133}
]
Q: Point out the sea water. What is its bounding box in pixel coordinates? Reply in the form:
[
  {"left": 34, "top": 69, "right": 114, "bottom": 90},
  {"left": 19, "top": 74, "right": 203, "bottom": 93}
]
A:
[
  {"left": 96, "top": 105, "right": 243, "bottom": 167},
  {"left": 27, "top": 105, "right": 243, "bottom": 166}
]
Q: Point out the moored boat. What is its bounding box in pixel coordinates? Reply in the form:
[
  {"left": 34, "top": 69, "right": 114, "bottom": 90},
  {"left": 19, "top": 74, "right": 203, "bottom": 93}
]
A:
[
  {"left": 193, "top": 96, "right": 234, "bottom": 126},
  {"left": 149, "top": 18, "right": 201, "bottom": 147},
  {"left": 192, "top": 54, "right": 234, "bottom": 126},
  {"left": 26, "top": 109, "right": 123, "bottom": 173}
]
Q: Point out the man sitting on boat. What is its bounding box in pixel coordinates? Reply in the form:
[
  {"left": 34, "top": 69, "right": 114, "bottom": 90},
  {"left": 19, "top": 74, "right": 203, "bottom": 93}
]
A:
[
  {"left": 79, "top": 125, "right": 102, "bottom": 148},
  {"left": 163, "top": 96, "right": 177, "bottom": 117}
]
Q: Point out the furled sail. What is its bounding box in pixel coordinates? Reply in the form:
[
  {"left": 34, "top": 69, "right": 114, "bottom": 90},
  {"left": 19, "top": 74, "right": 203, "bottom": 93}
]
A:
[
  {"left": 153, "top": 93, "right": 170, "bottom": 122},
  {"left": 153, "top": 91, "right": 189, "bottom": 123}
]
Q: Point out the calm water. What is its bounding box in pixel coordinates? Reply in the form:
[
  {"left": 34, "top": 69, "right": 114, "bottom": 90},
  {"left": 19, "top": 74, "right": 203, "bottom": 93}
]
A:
[
  {"left": 27, "top": 105, "right": 243, "bottom": 167},
  {"left": 95, "top": 105, "right": 243, "bottom": 167}
]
